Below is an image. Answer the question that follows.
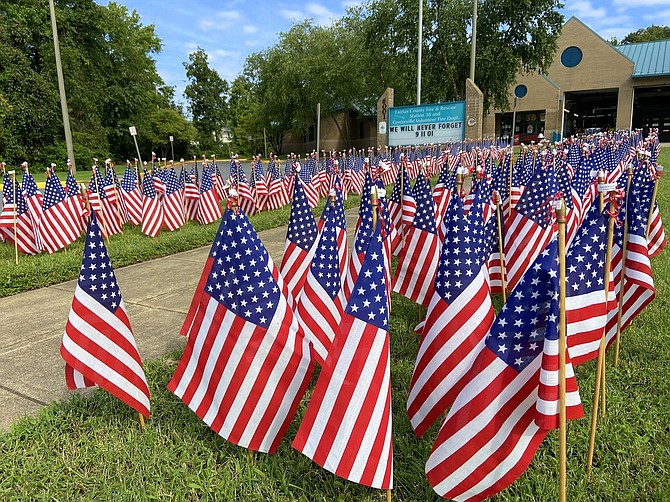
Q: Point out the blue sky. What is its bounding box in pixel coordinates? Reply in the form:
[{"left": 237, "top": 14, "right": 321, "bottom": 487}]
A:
[{"left": 99, "top": 0, "right": 670, "bottom": 104}]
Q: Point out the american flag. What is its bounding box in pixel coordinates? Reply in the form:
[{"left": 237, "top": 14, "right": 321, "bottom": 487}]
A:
[
  {"left": 387, "top": 167, "right": 416, "bottom": 256},
  {"left": 60, "top": 212, "right": 150, "bottom": 418},
  {"left": 293, "top": 219, "right": 393, "bottom": 490},
  {"left": 640, "top": 165, "right": 666, "bottom": 258},
  {"left": 250, "top": 157, "right": 268, "bottom": 211},
  {"left": 66, "top": 169, "right": 88, "bottom": 228},
  {"left": 181, "top": 166, "right": 200, "bottom": 221},
  {"left": 120, "top": 164, "right": 142, "bottom": 226},
  {"left": 565, "top": 204, "right": 617, "bottom": 366},
  {"left": 604, "top": 179, "right": 656, "bottom": 351},
  {"left": 179, "top": 215, "right": 229, "bottom": 337},
  {"left": 39, "top": 171, "right": 84, "bottom": 253},
  {"left": 554, "top": 164, "right": 580, "bottom": 245},
  {"left": 295, "top": 199, "right": 346, "bottom": 364},
  {"left": 103, "top": 167, "right": 127, "bottom": 228},
  {"left": 407, "top": 195, "right": 494, "bottom": 436},
  {"left": 504, "top": 164, "right": 559, "bottom": 291},
  {"left": 141, "top": 168, "right": 164, "bottom": 237},
  {"left": 344, "top": 173, "right": 375, "bottom": 300},
  {"left": 433, "top": 162, "right": 456, "bottom": 241},
  {"left": 279, "top": 178, "right": 318, "bottom": 301},
  {"left": 196, "top": 166, "right": 222, "bottom": 225},
  {"left": 162, "top": 167, "right": 186, "bottom": 231},
  {"left": 168, "top": 208, "right": 314, "bottom": 453},
  {"left": 0, "top": 174, "right": 41, "bottom": 254},
  {"left": 266, "top": 157, "right": 291, "bottom": 211},
  {"left": 426, "top": 239, "right": 583, "bottom": 501},
  {"left": 392, "top": 173, "right": 439, "bottom": 307},
  {"left": 88, "top": 168, "right": 122, "bottom": 237},
  {"left": 21, "top": 172, "right": 44, "bottom": 251}
]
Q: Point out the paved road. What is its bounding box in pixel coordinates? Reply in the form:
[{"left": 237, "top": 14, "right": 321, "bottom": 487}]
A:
[{"left": 0, "top": 208, "right": 359, "bottom": 431}]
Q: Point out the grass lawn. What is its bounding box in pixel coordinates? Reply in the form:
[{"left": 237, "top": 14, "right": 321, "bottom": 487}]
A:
[{"left": 1, "top": 152, "right": 669, "bottom": 500}]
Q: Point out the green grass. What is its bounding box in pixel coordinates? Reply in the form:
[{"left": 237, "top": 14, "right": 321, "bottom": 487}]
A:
[
  {"left": 1, "top": 153, "right": 669, "bottom": 500},
  {"left": 0, "top": 194, "right": 362, "bottom": 297}
]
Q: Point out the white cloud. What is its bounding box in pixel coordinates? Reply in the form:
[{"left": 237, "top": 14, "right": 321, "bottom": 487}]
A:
[
  {"left": 245, "top": 40, "right": 261, "bottom": 47},
  {"left": 280, "top": 8, "right": 305, "bottom": 21},
  {"left": 198, "top": 10, "right": 243, "bottom": 31},
  {"left": 567, "top": 0, "right": 607, "bottom": 20},
  {"left": 643, "top": 8, "right": 670, "bottom": 23},
  {"left": 243, "top": 24, "right": 259, "bottom": 34},
  {"left": 612, "top": 0, "right": 670, "bottom": 5},
  {"left": 342, "top": 0, "right": 362, "bottom": 9},
  {"left": 216, "top": 10, "right": 243, "bottom": 21},
  {"left": 279, "top": 3, "right": 339, "bottom": 25}
]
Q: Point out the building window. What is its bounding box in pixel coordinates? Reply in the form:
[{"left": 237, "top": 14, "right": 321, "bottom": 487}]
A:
[
  {"left": 359, "top": 121, "right": 365, "bottom": 139},
  {"left": 308, "top": 125, "right": 315, "bottom": 142},
  {"left": 561, "top": 46, "right": 583, "bottom": 68}
]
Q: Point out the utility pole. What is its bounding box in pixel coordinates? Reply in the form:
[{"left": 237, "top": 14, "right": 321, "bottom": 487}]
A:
[
  {"left": 417, "top": 0, "right": 423, "bottom": 105},
  {"left": 316, "top": 103, "right": 321, "bottom": 162},
  {"left": 48, "top": 0, "right": 76, "bottom": 173},
  {"left": 470, "top": 0, "right": 478, "bottom": 82}
]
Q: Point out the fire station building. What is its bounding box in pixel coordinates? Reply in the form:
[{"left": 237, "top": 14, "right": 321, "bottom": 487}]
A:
[{"left": 482, "top": 17, "right": 670, "bottom": 143}]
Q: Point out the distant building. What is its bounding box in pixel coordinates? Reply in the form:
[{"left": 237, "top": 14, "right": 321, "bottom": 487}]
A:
[
  {"left": 281, "top": 108, "right": 377, "bottom": 154},
  {"left": 483, "top": 17, "right": 670, "bottom": 143}
]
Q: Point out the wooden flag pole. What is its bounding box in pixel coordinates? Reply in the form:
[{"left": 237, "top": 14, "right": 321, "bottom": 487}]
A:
[
  {"left": 493, "top": 191, "right": 508, "bottom": 302},
  {"left": 614, "top": 164, "right": 634, "bottom": 366},
  {"left": 586, "top": 186, "right": 617, "bottom": 477},
  {"left": 379, "top": 161, "right": 389, "bottom": 502},
  {"left": 10, "top": 170, "right": 18, "bottom": 264},
  {"left": 556, "top": 197, "right": 568, "bottom": 502},
  {"left": 645, "top": 164, "right": 662, "bottom": 239}
]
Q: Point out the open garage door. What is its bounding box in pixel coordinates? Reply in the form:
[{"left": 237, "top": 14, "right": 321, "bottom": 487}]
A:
[
  {"left": 563, "top": 90, "right": 618, "bottom": 136},
  {"left": 633, "top": 86, "right": 670, "bottom": 143}
]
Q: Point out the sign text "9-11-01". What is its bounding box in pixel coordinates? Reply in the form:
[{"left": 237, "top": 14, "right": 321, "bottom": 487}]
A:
[{"left": 388, "top": 101, "right": 465, "bottom": 146}]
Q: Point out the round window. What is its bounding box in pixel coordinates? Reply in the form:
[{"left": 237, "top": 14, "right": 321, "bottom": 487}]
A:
[
  {"left": 514, "top": 85, "right": 528, "bottom": 99},
  {"left": 561, "top": 46, "right": 583, "bottom": 68}
]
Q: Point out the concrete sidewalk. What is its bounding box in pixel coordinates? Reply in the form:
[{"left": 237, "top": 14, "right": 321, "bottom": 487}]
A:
[{"left": 0, "top": 208, "right": 360, "bottom": 431}]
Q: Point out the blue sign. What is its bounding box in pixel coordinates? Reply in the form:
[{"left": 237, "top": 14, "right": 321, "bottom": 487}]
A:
[{"left": 388, "top": 101, "right": 465, "bottom": 146}]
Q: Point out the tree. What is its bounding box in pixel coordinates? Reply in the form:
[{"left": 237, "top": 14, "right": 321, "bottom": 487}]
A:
[
  {"left": 139, "top": 108, "right": 197, "bottom": 160},
  {"left": 0, "top": 0, "right": 186, "bottom": 167},
  {"left": 620, "top": 25, "right": 670, "bottom": 45},
  {"left": 355, "top": 0, "right": 564, "bottom": 110},
  {"left": 183, "top": 48, "right": 229, "bottom": 151}
]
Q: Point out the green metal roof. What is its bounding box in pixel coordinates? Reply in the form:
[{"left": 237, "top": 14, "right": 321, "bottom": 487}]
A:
[{"left": 614, "top": 40, "right": 670, "bottom": 78}]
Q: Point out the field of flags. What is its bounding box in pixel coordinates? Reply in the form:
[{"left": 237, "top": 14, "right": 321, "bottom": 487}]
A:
[{"left": 4, "top": 128, "right": 667, "bottom": 499}]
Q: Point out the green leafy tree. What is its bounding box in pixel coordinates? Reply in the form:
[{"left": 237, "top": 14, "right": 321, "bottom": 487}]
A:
[
  {"left": 0, "top": 0, "right": 188, "bottom": 167},
  {"left": 355, "top": 0, "right": 564, "bottom": 110},
  {"left": 620, "top": 25, "right": 670, "bottom": 45},
  {"left": 140, "top": 108, "right": 197, "bottom": 160},
  {"left": 183, "top": 48, "right": 229, "bottom": 151}
]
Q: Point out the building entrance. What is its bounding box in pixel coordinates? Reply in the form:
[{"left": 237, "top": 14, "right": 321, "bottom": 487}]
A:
[
  {"left": 633, "top": 86, "right": 670, "bottom": 143},
  {"left": 563, "top": 90, "right": 618, "bottom": 136}
]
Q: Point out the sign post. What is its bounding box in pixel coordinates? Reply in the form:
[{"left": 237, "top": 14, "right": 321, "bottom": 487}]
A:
[
  {"left": 388, "top": 101, "right": 465, "bottom": 146},
  {"left": 129, "top": 126, "right": 143, "bottom": 165}
]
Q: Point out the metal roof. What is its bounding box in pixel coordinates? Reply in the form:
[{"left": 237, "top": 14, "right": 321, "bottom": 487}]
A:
[{"left": 614, "top": 40, "right": 670, "bottom": 78}]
